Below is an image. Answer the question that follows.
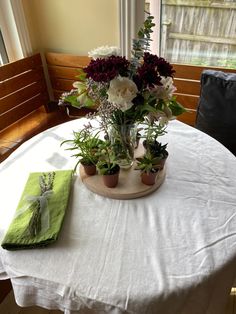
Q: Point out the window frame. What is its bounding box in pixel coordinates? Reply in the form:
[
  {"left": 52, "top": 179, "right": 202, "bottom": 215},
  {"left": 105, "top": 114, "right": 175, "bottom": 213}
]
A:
[
  {"left": 0, "top": 0, "right": 32, "bottom": 63},
  {"left": 119, "top": 0, "right": 162, "bottom": 57},
  {"left": 0, "top": 28, "right": 9, "bottom": 65}
]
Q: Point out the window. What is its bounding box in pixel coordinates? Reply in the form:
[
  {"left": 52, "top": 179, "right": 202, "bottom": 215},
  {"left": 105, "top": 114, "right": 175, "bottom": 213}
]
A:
[
  {"left": 0, "top": 29, "right": 9, "bottom": 65},
  {"left": 0, "top": 0, "right": 31, "bottom": 63},
  {"left": 147, "top": 0, "right": 236, "bottom": 69}
]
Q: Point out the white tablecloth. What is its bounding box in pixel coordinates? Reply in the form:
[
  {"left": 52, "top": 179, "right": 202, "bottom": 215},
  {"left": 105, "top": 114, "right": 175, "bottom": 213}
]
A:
[{"left": 0, "top": 119, "right": 236, "bottom": 314}]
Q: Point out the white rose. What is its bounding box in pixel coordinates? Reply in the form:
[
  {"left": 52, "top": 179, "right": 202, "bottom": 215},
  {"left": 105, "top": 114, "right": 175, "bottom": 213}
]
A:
[
  {"left": 88, "top": 46, "right": 121, "bottom": 59},
  {"left": 107, "top": 76, "right": 138, "bottom": 112},
  {"left": 152, "top": 76, "right": 176, "bottom": 101}
]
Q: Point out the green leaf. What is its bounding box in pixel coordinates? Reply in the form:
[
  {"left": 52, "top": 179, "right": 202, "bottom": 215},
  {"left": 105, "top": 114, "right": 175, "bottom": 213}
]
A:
[
  {"left": 64, "top": 95, "right": 80, "bottom": 107},
  {"left": 75, "top": 69, "right": 87, "bottom": 81},
  {"left": 76, "top": 93, "right": 95, "bottom": 108},
  {"left": 169, "top": 100, "right": 187, "bottom": 116},
  {"left": 140, "top": 103, "right": 157, "bottom": 114}
]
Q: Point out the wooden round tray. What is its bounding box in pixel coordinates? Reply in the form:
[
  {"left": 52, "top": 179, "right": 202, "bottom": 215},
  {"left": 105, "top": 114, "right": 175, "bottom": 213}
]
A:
[{"left": 79, "top": 164, "right": 166, "bottom": 200}]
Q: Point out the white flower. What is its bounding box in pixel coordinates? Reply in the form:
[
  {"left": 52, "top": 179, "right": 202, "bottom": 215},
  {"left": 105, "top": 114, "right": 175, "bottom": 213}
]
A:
[
  {"left": 88, "top": 46, "right": 121, "bottom": 59},
  {"left": 73, "top": 81, "right": 85, "bottom": 90},
  {"left": 72, "top": 81, "right": 94, "bottom": 107},
  {"left": 152, "top": 76, "right": 176, "bottom": 101},
  {"left": 72, "top": 81, "right": 86, "bottom": 99},
  {"left": 107, "top": 76, "right": 138, "bottom": 112}
]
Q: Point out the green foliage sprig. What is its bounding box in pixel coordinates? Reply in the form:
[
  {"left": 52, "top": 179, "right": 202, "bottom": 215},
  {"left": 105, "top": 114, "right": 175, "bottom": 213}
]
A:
[
  {"left": 131, "top": 14, "right": 155, "bottom": 66},
  {"left": 61, "top": 126, "right": 102, "bottom": 171},
  {"left": 143, "top": 119, "right": 167, "bottom": 144}
]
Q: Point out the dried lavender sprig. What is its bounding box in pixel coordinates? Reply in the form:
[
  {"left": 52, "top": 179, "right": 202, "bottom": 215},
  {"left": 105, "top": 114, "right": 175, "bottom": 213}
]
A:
[
  {"left": 28, "top": 201, "right": 41, "bottom": 236},
  {"left": 39, "top": 172, "right": 55, "bottom": 193},
  {"left": 27, "top": 172, "right": 55, "bottom": 237},
  {"left": 86, "top": 79, "right": 109, "bottom": 104}
]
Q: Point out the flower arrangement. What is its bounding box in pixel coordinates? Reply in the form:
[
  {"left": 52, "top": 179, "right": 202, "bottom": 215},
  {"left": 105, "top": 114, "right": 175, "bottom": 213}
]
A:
[{"left": 59, "top": 14, "right": 186, "bottom": 171}]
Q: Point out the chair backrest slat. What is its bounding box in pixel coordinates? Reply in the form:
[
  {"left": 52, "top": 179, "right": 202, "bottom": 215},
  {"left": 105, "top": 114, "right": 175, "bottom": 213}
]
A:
[
  {"left": 45, "top": 52, "right": 91, "bottom": 101},
  {"left": 0, "top": 81, "right": 45, "bottom": 115},
  {"left": 0, "top": 54, "right": 42, "bottom": 80},
  {"left": 0, "top": 67, "right": 45, "bottom": 98},
  {"left": 0, "top": 53, "right": 49, "bottom": 132},
  {"left": 0, "top": 93, "right": 47, "bottom": 131}
]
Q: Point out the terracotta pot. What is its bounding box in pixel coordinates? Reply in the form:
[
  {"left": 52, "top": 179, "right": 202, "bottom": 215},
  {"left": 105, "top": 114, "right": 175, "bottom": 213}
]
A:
[
  {"left": 158, "top": 153, "right": 169, "bottom": 170},
  {"left": 102, "top": 172, "right": 119, "bottom": 188},
  {"left": 141, "top": 171, "right": 158, "bottom": 185},
  {"left": 82, "top": 164, "right": 97, "bottom": 176}
]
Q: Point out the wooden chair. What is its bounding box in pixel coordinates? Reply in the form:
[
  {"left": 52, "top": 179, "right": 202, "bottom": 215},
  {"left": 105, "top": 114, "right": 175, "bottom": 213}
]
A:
[
  {"left": 0, "top": 53, "right": 69, "bottom": 162},
  {"left": 45, "top": 52, "right": 97, "bottom": 118},
  {"left": 173, "top": 64, "right": 236, "bottom": 126},
  {"left": 41, "top": 51, "right": 236, "bottom": 125},
  {"left": 45, "top": 53, "right": 236, "bottom": 126},
  {"left": 0, "top": 54, "right": 50, "bottom": 130}
]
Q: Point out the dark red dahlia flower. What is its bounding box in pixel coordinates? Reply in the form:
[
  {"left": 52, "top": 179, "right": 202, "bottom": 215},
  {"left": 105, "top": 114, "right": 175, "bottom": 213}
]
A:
[
  {"left": 136, "top": 63, "right": 162, "bottom": 89},
  {"left": 84, "top": 56, "right": 130, "bottom": 82},
  {"left": 143, "top": 52, "right": 159, "bottom": 65},
  {"left": 143, "top": 52, "right": 175, "bottom": 77}
]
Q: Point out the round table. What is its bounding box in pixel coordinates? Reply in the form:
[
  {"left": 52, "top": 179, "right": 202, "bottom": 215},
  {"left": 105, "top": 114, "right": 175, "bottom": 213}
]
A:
[{"left": 0, "top": 118, "right": 236, "bottom": 314}]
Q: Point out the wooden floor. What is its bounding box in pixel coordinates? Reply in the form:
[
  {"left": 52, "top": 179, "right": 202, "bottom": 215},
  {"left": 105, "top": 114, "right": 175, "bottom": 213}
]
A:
[{"left": 226, "top": 288, "right": 236, "bottom": 314}]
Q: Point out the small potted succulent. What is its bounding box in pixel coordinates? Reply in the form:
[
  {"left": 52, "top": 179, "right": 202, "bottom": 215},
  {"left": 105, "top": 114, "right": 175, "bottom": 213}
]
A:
[
  {"left": 96, "top": 141, "right": 120, "bottom": 188},
  {"left": 145, "top": 142, "right": 168, "bottom": 170},
  {"left": 135, "top": 152, "right": 161, "bottom": 185},
  {"left": 142, "top": 120, "right": 168, "bottom": 170},
  {"left": 61, "top": 125, "right": 102, "bottom": 175}
]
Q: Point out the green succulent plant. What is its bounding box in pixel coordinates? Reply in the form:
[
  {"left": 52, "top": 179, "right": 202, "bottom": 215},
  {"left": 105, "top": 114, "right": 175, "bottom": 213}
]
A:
[
  {"left": 96, "top": 140, "right": 120, "bottom": 175},
  {"left": 135, "top": 152, "right": 161, "bottom": 174},
  {"left": 144, "top": 141, "right": 168, "bottom": 159}
]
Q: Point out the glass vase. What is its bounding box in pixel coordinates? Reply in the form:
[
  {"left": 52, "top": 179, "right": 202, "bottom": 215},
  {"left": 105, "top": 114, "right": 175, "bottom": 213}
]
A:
[{"left": 110, "top": 123, "right": 137, "bottom": 169}]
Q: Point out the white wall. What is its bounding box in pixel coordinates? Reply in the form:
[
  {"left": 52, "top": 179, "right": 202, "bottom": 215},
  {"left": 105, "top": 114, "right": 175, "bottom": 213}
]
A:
[{"left": 22, "top": 0, "right": 119, "bottom": 55}]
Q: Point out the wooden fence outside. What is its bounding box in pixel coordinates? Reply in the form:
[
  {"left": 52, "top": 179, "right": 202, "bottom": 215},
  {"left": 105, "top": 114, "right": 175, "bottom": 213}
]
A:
[{"left": 160, "top": 0, "right": 236, "bottom": 68}]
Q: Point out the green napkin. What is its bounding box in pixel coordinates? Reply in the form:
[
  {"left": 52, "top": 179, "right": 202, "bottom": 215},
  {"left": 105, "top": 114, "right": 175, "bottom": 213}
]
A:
[{"left": 1, "top": 170, "right": 73, "bottom": 250}]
